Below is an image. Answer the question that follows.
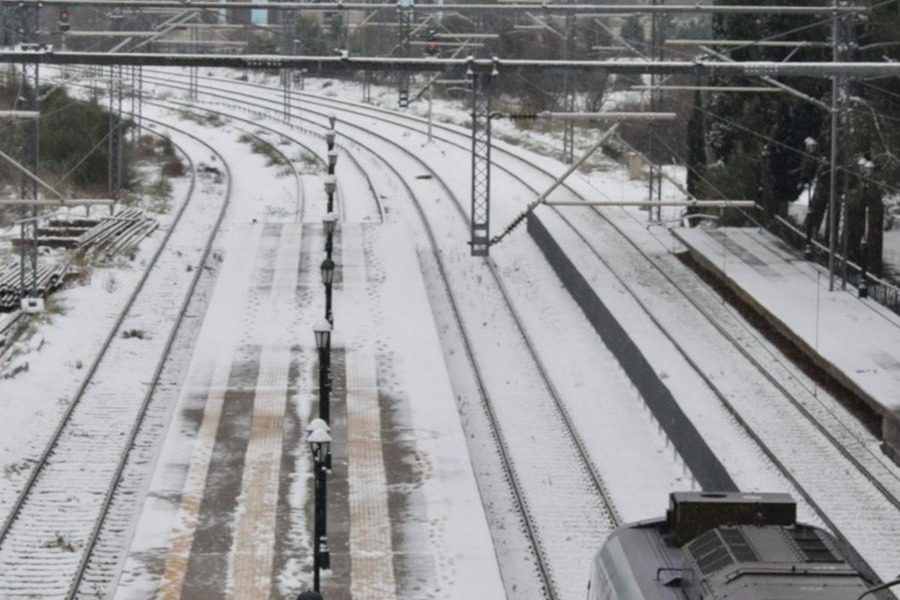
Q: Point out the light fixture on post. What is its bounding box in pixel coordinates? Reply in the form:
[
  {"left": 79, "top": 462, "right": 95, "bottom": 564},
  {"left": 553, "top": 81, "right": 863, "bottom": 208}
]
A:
[
  {"left": 325, "top": 129, "right": 336, "bottom": 151},
  {"left": 323, "top": 211, "right": 337, "bottom": 262},
  {"left": 328, "top": 113, "right": 337, "bottom": 129},
  {"left": 313, "top": 318, "right": 332, "bottom": 422},
  {"left": 320, "top": 258, "right": 335, "bottom": 326},
  {"left": 327, "top": 149, "right": 338, "bottom": 175},
  {"left": 324, "top": 175, "right": 336, "bottom": 213},
  {"left": 306, "top": 425, "right": 332, "bottom": 593}
]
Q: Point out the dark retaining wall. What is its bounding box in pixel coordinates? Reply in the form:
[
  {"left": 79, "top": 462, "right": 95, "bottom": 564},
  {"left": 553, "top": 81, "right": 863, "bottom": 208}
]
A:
[{"left": 527, "top": 210, "right": 737, "bottom": 492}]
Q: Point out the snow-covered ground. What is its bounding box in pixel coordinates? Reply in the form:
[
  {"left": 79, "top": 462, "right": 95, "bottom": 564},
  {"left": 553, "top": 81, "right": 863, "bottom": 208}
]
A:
[{"left": 1, "top": 67, "right": 899, "bottom": 599}]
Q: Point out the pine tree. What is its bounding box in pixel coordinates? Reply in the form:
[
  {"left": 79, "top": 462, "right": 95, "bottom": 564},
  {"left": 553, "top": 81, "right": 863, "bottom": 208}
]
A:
[{"left": 705, "top": 0, "right": 830, "bottom": 220}]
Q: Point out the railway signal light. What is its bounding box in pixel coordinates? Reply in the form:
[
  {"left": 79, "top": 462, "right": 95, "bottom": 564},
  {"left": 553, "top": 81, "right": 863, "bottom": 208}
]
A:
[{"left": 58, "top": 7, "right": 70, "bottom": 32}]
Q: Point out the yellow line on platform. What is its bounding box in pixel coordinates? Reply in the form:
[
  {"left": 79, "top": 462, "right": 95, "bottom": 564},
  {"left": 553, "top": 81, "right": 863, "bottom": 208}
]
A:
[
  {"left": 344, "top": 226, "right": 398, "bottom": 599},
  {"left": 156, "top": 225, "right": 263, "bottom": 600},
  {"left": 229, "top": 224, "right": 302, "bottom": 599}
]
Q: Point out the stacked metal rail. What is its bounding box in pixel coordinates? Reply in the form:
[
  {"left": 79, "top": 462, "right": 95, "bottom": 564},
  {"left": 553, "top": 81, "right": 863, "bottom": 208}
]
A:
[
  {"left": 76, "top": 208, "right": 159, "bottom": 259},
  {"left": 0, "top": 209, "right": 157, "bottom": 311},
  {"left": 0, "top": 262, "right": 69, "bottom": 310}
]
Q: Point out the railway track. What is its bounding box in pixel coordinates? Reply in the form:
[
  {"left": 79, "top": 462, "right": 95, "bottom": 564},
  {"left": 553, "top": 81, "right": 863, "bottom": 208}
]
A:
[
  {"left": 138, "top": 70, "right": 629, "bottom": 599},
  {"left": 158, "top": 96, "right": 383, "bottom": 223},
  {"left": 0, "top": 118, "right": 232, "bottom": 599},
  {"left": 278, "top": 78, "right": 900, "bottom": 577},
  {"left": 151, "top": 69, "right": 900, "bottom": 578}
]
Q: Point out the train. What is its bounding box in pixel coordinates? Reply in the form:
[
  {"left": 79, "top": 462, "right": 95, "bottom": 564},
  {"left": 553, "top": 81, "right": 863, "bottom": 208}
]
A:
[{"left": 587, "top": 491, "right": 892, "bottom": 600}]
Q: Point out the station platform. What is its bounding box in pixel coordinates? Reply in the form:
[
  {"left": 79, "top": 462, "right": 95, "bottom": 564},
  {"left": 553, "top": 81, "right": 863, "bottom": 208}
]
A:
[
  {"left": 113, "top": 221, "right": 503, "bottom": 599},
  {"left": 673, "top": 226, "right": 900, "bottom": 460}
]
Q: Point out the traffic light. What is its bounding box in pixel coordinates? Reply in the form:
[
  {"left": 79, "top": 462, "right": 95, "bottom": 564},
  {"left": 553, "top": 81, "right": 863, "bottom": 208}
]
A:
[
  {"left": 425, "top": 28, "right": 439, "bottom": 56},
  {"left": 58, "top": 7, "right": 70, "bottom": 32}
]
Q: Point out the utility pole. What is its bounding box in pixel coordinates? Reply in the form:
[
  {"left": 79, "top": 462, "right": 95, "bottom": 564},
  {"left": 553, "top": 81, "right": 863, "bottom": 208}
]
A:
[
  {"left": 647, "top": 0, "right": 665, "bottom": 222},
  {"left": 828, "top": 0, "right": 853, "bottom": 291},
  {"left": 189, "top": 18, "right": 198, "bottom": 100},
  {"left": 469, "top": 61, "right": 495, "bottom": 256},
  {"left": 562, "top": 10, "right": 576, "bottom": 164},
  {"left": 108, "top": 64, "right": 123, "bottom": 202},
  {"left": 839, "top": 1, "right": 855, "bottom": 290},
  {"left": 283, "top": 67, "right": 292, "bottom": 121},
  {"left": 16, "top": 1, "right": 40, "bottom": 302},
  {"left": 397, "top": 0, "right": 413, "bottom": 108}
]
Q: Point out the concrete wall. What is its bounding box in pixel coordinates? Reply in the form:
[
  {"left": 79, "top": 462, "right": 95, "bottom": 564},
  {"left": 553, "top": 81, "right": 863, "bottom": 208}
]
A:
[{"left": 527, "top": 210, "right": 737, "bottom": 492}]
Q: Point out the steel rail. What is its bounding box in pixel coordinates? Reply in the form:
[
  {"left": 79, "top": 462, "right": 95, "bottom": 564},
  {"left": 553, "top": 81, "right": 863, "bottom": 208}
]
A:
[
  {"left": 557, "top": 205, "right": 897, "bottom": 587},
  {"left": 0, "top": 132, "right": 198, "bottom": 558},
  {"left": 311, "top": 111, "right": 564, "bottom": 600},
  {"left": 256, "top": 77, "right": 900, "bottom": 580},
  {"left": 152, "top": 69, "right": 626, "bottom": 598},
  {"left": 66, "top": 114, "right": 235, "bottom": 599},
  {"left": 140, "top": 71, "right": 382, "bottom": 221},
  {"left": 145, "top": 73, "right": 622, "bottom": 524},
  {"left": 148, "top": 71, "right": 611, "bottom": 598},
  {"left": 162, "top": 95, "right": 381, "bottom": 221}
]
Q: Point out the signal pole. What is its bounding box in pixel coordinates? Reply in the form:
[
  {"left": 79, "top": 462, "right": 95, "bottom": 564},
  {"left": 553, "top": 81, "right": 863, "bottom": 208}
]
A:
[
  {"left": 469, "top": 60, "right": 495, "bottom": 256},
  {"left": 14, "top": 2, "right": 41, "bottom": 302},
  {"left": 648, "top": 0, "right": 665, "bottom": 222},
  {"left": 562, "top": 10, "right": 575, "bottom": 164},
  {"left": 397, "top": 0, "right": 413, "bottom": 108},
  {"left": 828, "top": 0, "right": 854, "bottom": 291}
]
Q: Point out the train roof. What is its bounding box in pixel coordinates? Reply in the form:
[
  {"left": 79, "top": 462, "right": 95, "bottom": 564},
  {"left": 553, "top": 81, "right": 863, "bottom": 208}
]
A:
[
  {"left": 591, "top": 493, "right": 884, "bottom": 600},
  {"left": 597, "top": 520, "right": 871, "bottom": 600}
]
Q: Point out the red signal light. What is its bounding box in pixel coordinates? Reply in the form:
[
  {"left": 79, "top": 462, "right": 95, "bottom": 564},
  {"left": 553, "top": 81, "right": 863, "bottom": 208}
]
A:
[{"left": 58, "top": 7, "right": 71, "bottom": 31}]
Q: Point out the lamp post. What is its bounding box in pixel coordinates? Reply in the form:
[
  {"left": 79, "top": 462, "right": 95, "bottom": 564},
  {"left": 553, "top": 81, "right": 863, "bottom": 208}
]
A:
[
  {"left": 321, "top": 258, "right": 335, "bottom": 326},
  {"left": 327, "top": 149, "right": 338, "bottom": 175},
  {"left": 323, "top": 211, "right": 337, "bottom": 262},
  {"left": 306, "top": 424, "right": 332, "bottom": 593},
  {"left": 313, "top": 319, "right": 332, "bottom": 422},
  {"left": 324, "top": 175, "right": 336, "bottom": 213}
]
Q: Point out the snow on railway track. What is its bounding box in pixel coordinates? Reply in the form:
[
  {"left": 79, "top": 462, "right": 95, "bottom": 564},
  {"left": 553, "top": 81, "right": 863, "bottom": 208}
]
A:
[
  {"left": 0, "top": 119, "right": 230, "bottom": 599},
  {"left": 155, "top": 69, "right": 900, "bottom": 580},
  {"left": 134, "top": 69, "right": 698, "bottom": 599},
  {"left": 274, "top": 75, "right": 900, "bottom": 578}
]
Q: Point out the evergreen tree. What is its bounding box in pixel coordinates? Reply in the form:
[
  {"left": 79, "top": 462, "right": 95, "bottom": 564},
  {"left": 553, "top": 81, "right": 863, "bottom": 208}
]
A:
[{"left": 705, "top": 0, "right": 830, "bottom": 221}]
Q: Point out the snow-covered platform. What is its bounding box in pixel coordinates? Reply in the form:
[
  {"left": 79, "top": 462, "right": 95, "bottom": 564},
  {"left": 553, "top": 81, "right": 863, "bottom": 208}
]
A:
[
  {"left": 673, "top": 226, "right": 900, "bottom": 460},
  {"left": 113, "top": 221, "right": 503, "bottom": 599}
]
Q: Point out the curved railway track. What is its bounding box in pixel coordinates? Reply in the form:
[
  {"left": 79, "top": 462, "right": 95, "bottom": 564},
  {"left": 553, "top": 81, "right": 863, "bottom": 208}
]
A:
[
  {"left": 150, "top": 69, "right": 900, "bottom": 578},
  {"left": 0, "top": 117, "right": 232, "bottom": 599},
  {"left": 139, "top": 69, "right": 624, "bottom": 600},
  {"left": 296, "top": 79, "right": 900, "bottom": 576},
  {"left": 300, "top": 81, "right": 900, "bottom": 574},
  {"left": 20, "top": 67, "right": 892, "bottom": 593}
]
